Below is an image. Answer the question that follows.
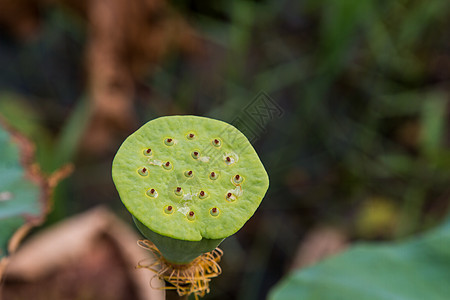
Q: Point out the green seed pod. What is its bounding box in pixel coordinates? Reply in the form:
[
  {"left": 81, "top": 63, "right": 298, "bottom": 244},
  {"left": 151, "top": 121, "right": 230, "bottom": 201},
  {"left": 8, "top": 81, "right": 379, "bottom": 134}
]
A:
[{"left": 112, "top": 115, "right": 269, "bottom": 264}]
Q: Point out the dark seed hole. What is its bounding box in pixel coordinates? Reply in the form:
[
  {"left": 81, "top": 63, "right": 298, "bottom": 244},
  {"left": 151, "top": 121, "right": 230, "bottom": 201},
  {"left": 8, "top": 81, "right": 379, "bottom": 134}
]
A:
[
  {"left": 189, "top": 134, "right": 194, "bottom": 138},
  {"left": 194, "top": 151, "right": 199, "bottom": 156},
  {"left": 235, "top": 175, "right": 240, "bottom": 180},
  {"left": 188, "top": 171, "right": 193, "bottom": 176},
  {"left": 226, "top": 157, "right": 231, "bottom": 162},
  {"left": 176, "top": 187, "right": 181, "bottom": 192},
  {"left": 227, "top": 193, "right": 232, "bottom": 198},
  {"left": 150, "top": 188, "right": 155, "bottom": 193},
  {"left": 200, "top": 191, "right": 205, "bottom": 196},
  {"left": 165, "top": 162, "right": 170, "bottom": 167},
  {"left": 167, "top": 138, "right": 172, "bottom": 142},
  {"left": 189, "top": 211, "right": 194, "bottom": 217},
  {"left": 167, "top": 206, "right": 173, "bottom": 211},
  {"left": 212, "top": 208, "right": 217, "bottom": 213}
]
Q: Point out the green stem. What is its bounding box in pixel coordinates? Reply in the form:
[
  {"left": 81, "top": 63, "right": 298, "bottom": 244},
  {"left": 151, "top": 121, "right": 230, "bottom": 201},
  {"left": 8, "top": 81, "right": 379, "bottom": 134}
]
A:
[{"left": 134, "top": 217, "right": 223, "bottom": 264}]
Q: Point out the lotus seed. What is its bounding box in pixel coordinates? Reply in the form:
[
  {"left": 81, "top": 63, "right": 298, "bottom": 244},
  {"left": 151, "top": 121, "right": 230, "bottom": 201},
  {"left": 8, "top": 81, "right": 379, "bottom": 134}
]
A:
[
  {"left": 199, "top": 190, "right": 207, "bottom": 199},
  {"left": 175, "top": 187, "right": 183, "bottom": 196},
  {"left": 192, "top": 151, "right": 200, "bottom": 159},
  {"left": 163, "top": 161, "right": 172, "bottom": 170},
  {"left": 187, "top": 211, "right": 195, "bottom": 220},
  {"left": 187, "top": 133, "right": 195, "bottom": 140},
  {"left": 146, "top": 188, "right": 158, "bottom": 197},
  {"left": 224, "top": 154, "right": 236, "bottom": 165},
  {"left": 164, "top": 205, "right": 174, "bottom": 214},
  {"left": 212, "top": 138, "right": 221, "bottom": 147},
  {"left": 233, "top": 174, "right": 243, "bottom": 184},
  {"left": 185, "top": 170, "right": 193, "bottom": 177},
  {"left": 138, "top": 167, "right": 148, "bottom": 176},
  {"left": 143, "top": 148, "right": 152, "bottom": 156},
  {"left": 226, "top": 192, "right": 236, "bottom": 202},
  {"left": 210, "top": 171, "right": 218, "bottom": 180},
  {"left": 210, "top": 207, "right": 219, "bottom": 216},
  {"left": 165, "top": 138, "right": 174, "bottom": 146}
]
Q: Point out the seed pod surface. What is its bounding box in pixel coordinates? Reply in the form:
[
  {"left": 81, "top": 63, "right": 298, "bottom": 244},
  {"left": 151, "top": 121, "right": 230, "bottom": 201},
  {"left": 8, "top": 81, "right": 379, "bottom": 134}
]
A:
[{"left": 112, "top": 115, "right": 269, "bottom": 241}]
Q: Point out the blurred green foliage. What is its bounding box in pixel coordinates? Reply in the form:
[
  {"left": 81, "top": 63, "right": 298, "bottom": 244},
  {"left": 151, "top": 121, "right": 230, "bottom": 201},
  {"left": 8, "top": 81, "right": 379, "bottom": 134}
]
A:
[
  {"left": 269, "top": 215, "right": 450, "bottom": 300},
  {"left": 0, "top": 120, "right": 43, "bottom": 261},
  {"left": 0, "top": 94, "right": 90, "bottom": 172}
]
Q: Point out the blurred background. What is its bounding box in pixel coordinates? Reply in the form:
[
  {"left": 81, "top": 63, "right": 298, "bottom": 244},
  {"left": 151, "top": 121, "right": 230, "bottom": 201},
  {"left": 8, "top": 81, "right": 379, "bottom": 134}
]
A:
[{"left": 0, "top": 0, "right": 449, "bottom": 299}]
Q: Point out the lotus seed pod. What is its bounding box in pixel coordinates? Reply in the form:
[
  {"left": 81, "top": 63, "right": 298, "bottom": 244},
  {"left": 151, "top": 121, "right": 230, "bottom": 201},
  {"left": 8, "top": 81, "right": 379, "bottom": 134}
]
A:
[{"left": 112, "top": 115, "right": 269, "bottom": 263}]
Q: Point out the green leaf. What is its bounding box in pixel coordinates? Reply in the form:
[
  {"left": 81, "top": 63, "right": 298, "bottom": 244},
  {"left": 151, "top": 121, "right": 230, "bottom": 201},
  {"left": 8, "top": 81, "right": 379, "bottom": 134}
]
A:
[
  {"left": 0, "top": 118, "right": 44, "bottom": 256},
  {"left": 0, "top": 117, "right": 71, "bottom": 277},
  {"left": 269, "top": 216, "right": 450, "bottom": 300}
]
